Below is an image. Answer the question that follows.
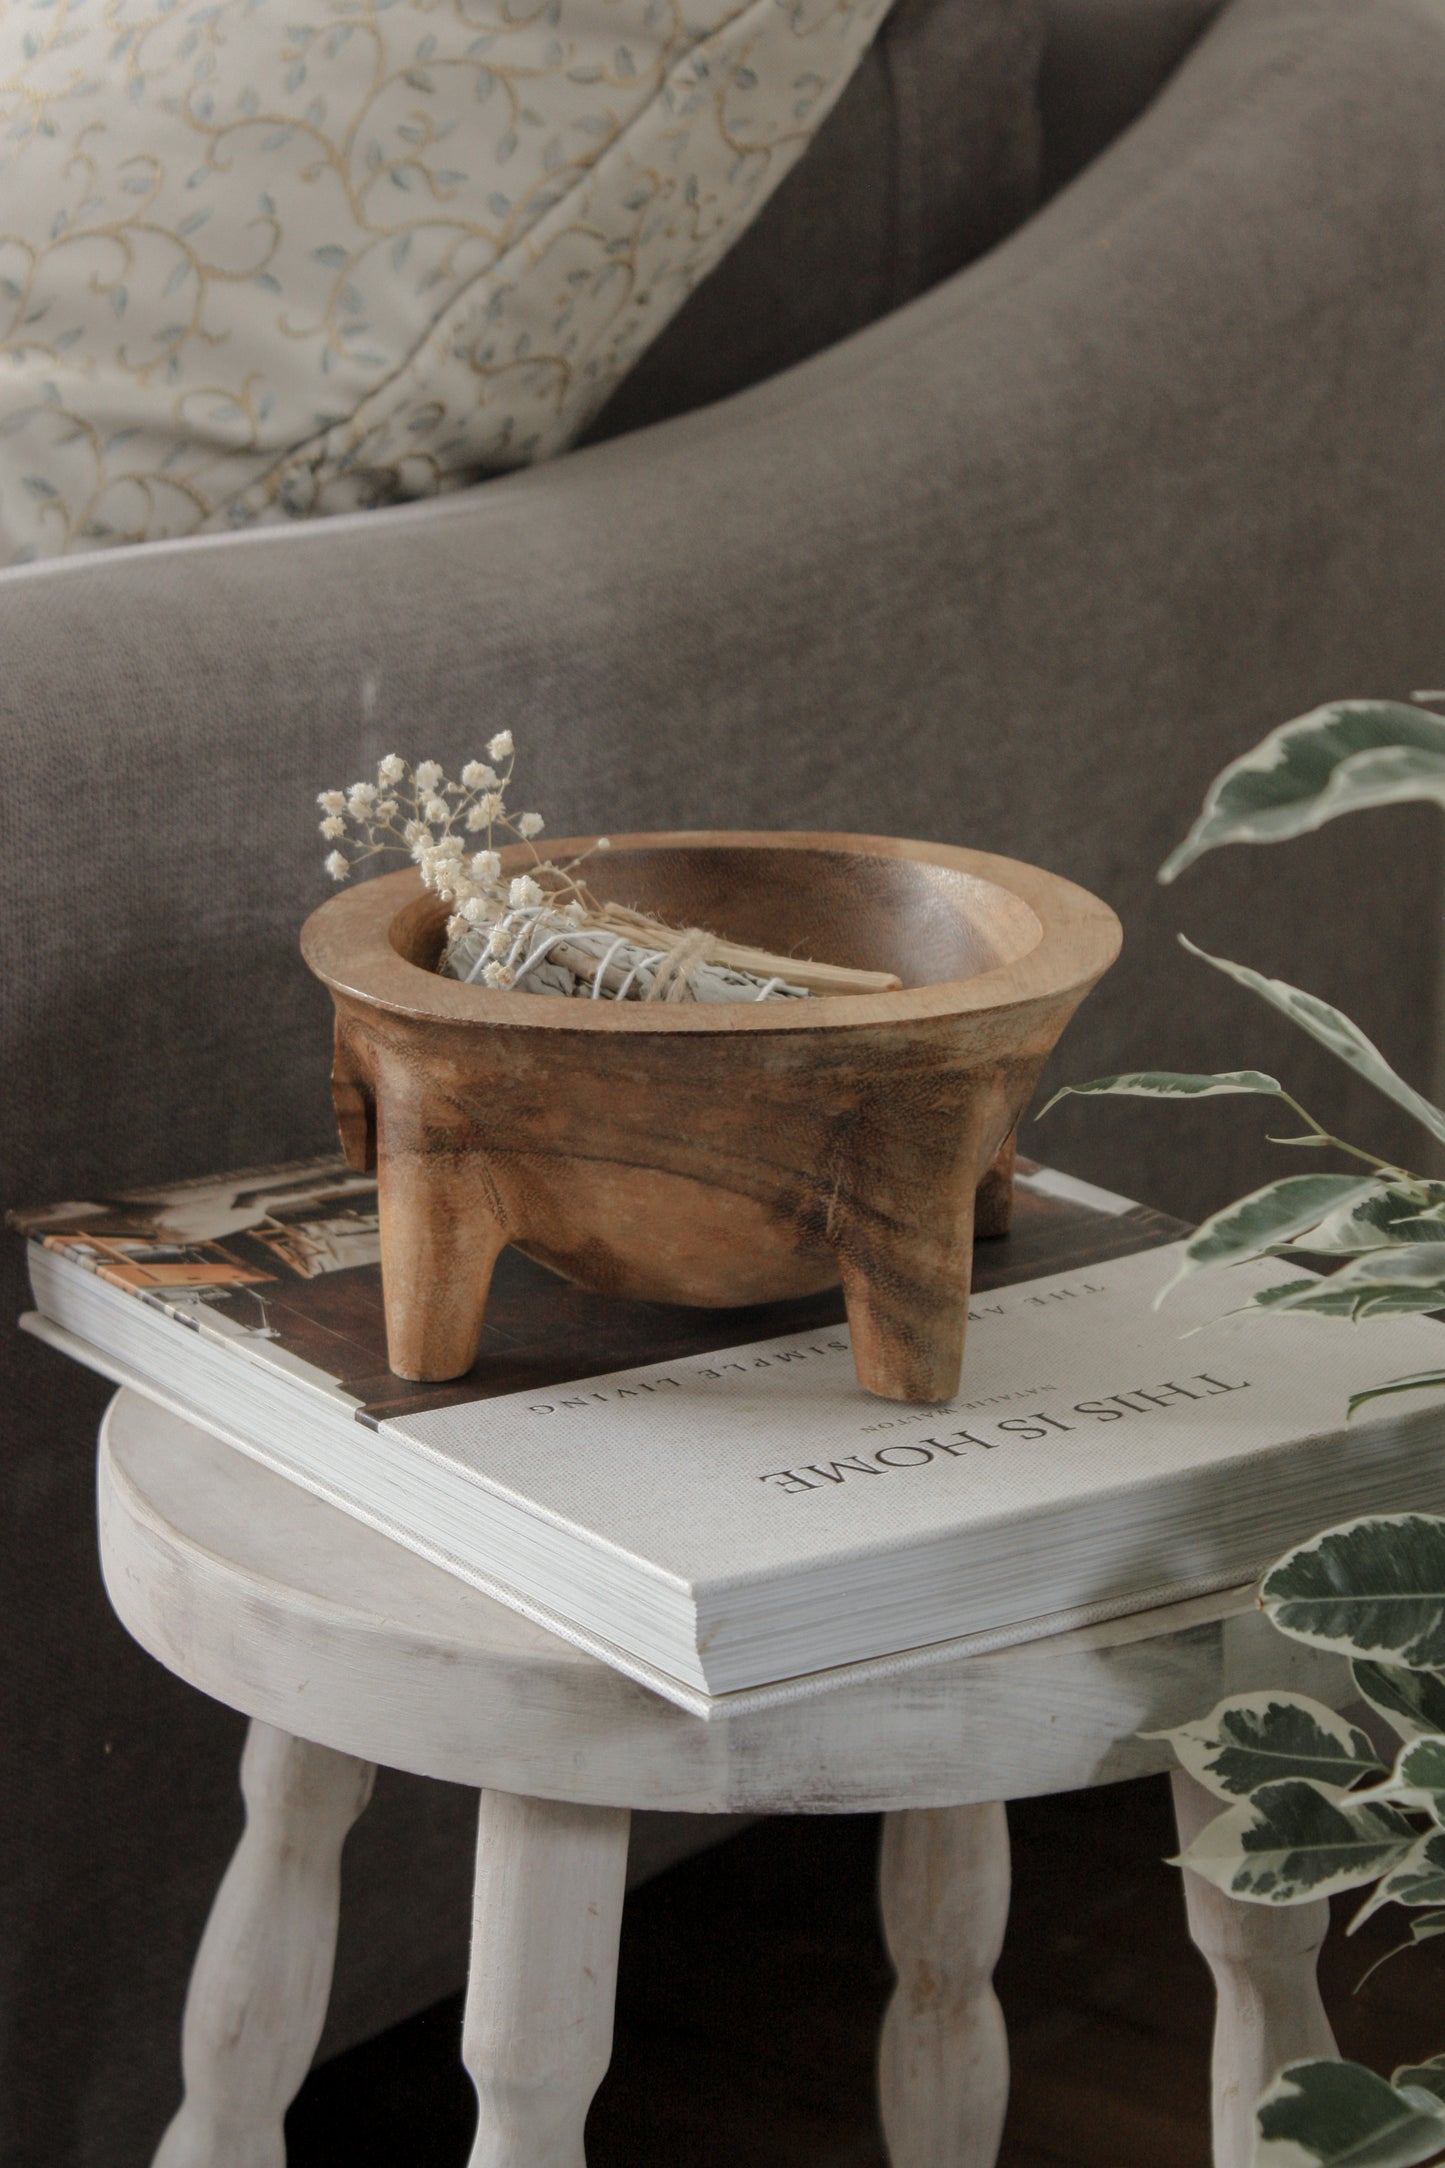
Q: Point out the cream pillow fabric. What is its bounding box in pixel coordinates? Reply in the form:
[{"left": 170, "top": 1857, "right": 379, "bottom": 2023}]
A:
[{"left": 0, "top": 0, "right": 893, "bottom": 561}]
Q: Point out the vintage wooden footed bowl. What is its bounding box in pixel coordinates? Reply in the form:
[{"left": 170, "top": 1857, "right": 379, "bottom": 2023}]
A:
[{"left": 301, "top": 832, "right": 1121, "bottom": 1403}]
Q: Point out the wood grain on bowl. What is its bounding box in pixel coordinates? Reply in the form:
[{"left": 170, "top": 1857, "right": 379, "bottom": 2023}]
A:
[{"left": 301, "top": 832, "right": 1120, "bottom": 1402}]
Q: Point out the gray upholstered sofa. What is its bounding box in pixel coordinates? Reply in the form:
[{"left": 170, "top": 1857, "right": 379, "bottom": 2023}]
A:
[{"left": 6, "top": 0, "right": 1445, "bottom": 2157}]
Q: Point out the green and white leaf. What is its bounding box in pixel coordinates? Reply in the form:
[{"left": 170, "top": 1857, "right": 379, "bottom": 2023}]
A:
[
  {"left": 1357, "top": 1736, "right": 1445, "bottom": 1820},
  {"left": 1350, "top": 1829, "right": 1445, "bottom": 1933},
  {"left": 1152, "top": 1693, "right": 1382, "bottom": 1801},
  {"left": 1298, "top": 1188, "right": 1445, "bottom": 1256},
  {"left": 1235, "top": 1279, "right": 1445, "bottom": 1324},
  {"left": 1395, "top": 2062, "right": 1445, "bottom": 2113},
  {"left": 1387, "top": 1734, "right": 1445, "bottom": 1801},
  {"left": 1174, "top": 1777, "right": 1414, "bottom": 1903},
  {"left": 1238, "top": 1277, "right": 1379, "bottom": 1320},
  {"left": 1179, "top": 939, "right": 1445, "bottom": 1150},
  {"left": 1353, "top": 1290, "right": 1445, "bottom": 1319},
  {"left": 1350, "top": 1373, "right": 1445, "bottom": 1419},
  {"left": 1037, "top": 1070, "right": 1284, "bottom": 1118},
  {"left": 1156, "top": 1175, "right": 1385, "bottom": 1304},
  {"left": 1159, "top": 698, "right": 1445, "bottom": 883},
  {"left": 1241, "top": 1248, "right": 1445, "bottom": 1325},
  {"left": 1360, "top": 1912, "right": 1445, "bottom": 1992},
  {"left": 1352, "top": 1661, "right": 1445, "bottom": 1743},
  {"left": 1262, "top": 1518, "right": 1445, "bottom": 1668},
  {"left": 1310, "top": 1246, "right": 1445, "bottom": 1295},
  {"left": 1254, "top": 2057, "right": 1445, "bottom": 2168}
]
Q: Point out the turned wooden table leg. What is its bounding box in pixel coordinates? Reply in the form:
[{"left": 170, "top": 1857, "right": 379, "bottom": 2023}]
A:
[
  {"left": 463, "top": 1790, "right": 631, "bottom": 2168},
  {"left": 151, "top": 1721, "right": 375, "bottom": 2168},
  {"left": 1172, "top": 1769, "right": 1338, "bottom": 2168},
  {"left": 878, "top": 1802, "right": 1011, "bottom": 2168}
]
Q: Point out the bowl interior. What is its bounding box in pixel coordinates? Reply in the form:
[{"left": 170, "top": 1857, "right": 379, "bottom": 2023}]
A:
[{"left": 389, "top": 844, "right": 1043, "bottom": 991}]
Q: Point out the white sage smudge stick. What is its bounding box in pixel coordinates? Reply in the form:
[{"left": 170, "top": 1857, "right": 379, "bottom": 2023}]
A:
[
  {"left": 443, "top": 909, "right": 813, "bottom": 1003},
  {"left": 318, "top": 738, "right": 901, "bottom": 1003}
]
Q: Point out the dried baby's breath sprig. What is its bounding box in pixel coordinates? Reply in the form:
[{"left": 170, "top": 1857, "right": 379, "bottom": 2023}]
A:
[
  {"left": 316, "top": 741, "right": 602, "bottom": 933},
  {"left": 316, "top": 741, "right": 896, "bottom": 1004}
]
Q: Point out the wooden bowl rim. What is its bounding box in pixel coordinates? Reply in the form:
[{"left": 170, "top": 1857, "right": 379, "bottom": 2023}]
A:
[{"left": 300, "top": 830, "right": 1122, "bottom": 1034}]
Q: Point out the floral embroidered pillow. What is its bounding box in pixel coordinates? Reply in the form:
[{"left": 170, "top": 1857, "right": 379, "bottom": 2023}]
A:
[{"left": 0, "top": 0, "right": 895, "bottom": 561}]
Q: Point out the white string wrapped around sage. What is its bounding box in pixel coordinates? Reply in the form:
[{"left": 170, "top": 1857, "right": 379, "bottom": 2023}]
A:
[{"left": 443, "top": 903, "right": 811, "bottom": 1003}]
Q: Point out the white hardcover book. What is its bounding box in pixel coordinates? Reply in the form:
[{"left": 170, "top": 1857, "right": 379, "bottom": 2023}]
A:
[{"left": 15, "top": 1154, "right": 1445, "bottom": 1714}]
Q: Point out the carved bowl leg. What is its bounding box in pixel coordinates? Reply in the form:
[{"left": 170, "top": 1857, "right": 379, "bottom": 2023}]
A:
[
  {"left": 973, "top": 1131, "right": 1017, "bottom": 1241},
  {"left": 368, "top": 1053, "right": 509, "bottom": 1382}
]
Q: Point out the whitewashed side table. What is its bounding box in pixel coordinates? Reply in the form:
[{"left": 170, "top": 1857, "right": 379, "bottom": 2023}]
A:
[{"left": 99, "top": 1388, "right": 1348, "bottom": 2168}]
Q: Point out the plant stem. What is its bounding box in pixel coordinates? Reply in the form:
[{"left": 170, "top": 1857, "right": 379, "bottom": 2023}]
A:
[{"left": 1274, "top": 1092, "right": 1422, "bottom": 1181}]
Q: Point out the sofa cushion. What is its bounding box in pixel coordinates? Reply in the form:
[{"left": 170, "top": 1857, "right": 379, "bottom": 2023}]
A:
[
  {"left": 0, "top": 0, "right": 896, "bottom": 559},
  {"left": 0, "top": 0, "right": 1042, "bottom": 562},
  {"left": 588, "top": 0, "right": 1045, "bottom": 440}
]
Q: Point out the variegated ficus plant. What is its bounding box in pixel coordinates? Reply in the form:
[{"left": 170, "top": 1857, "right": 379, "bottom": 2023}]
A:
[{"left": 1046, "top": 695, "right": 1445, "bottom": 2168}]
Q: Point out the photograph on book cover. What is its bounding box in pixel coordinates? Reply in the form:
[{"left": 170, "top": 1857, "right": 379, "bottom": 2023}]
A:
[{"left": 10, "top": 1154, "right": 1183, "bottom": 1423}]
